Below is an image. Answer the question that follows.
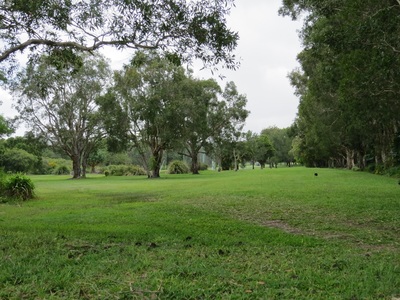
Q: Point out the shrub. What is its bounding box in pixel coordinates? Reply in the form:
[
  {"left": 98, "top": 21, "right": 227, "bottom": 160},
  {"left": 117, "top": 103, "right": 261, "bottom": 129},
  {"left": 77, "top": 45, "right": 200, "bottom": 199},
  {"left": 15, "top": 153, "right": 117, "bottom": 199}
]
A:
[
  {"left": 42, "top": 158, "right": 72, "bottom": 175},
  {"left": 1, "top": 148, "right": 37, "bottom": 173},
  {"left": 198, "top": 162, "right": 208, "bottom": 171},
  {"left": 167, "top": 160, "right": 189, "bottom": 174},
  {"left": 104, "top": 165, "right": 146, "bottom": 176},
  {"left": 53, "top": 165, "right": 70, "bottom": 175},
  {"left": 4, "top": 174, "right": 35, "bottom": 200},
  {"left": 0, "top": 168, "right": 6, "bottom": 196}
]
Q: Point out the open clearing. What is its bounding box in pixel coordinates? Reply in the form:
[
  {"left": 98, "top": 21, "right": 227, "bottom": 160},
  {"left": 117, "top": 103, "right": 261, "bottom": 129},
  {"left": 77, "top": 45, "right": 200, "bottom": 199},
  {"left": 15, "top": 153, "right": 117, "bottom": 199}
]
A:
[{"left": 1, "top": 167, "right": 399, "bottom": 299}]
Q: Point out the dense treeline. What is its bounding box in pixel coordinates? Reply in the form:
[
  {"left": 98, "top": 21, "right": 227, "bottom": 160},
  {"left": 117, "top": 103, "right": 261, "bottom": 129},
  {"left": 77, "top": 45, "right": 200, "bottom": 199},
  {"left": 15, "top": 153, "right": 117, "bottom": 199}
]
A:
[{"left": 281, "top": 0, "right": 400, "bottom": 171}]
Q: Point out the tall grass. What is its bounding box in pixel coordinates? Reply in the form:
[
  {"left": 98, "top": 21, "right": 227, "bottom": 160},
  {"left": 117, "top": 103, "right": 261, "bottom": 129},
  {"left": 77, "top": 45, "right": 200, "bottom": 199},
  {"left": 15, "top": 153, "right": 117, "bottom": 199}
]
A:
[{"left": 0, "top": 167, "right": 399, "bottom": 299}]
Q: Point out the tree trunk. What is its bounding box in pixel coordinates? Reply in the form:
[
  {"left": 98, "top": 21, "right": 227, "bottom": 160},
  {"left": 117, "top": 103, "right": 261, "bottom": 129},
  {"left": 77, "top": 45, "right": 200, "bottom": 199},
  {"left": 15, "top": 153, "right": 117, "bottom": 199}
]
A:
[
  {"left": 346, "top": 148, "right": 355, "bottom": 169},
  {"left": 81, "top": 157, "right": 87, "bottom": 178},
  {"left": 150, "top": 149, "right": 163, "bottom": 178},
  {"left": 72, "top": 155, "right": 81, "bottom": 179},
  {"left": 191, "top": 154, "right": 199, "bottom": 175},
  {"left": 233, "top": 149, "right": 238, "bottom": 171}
]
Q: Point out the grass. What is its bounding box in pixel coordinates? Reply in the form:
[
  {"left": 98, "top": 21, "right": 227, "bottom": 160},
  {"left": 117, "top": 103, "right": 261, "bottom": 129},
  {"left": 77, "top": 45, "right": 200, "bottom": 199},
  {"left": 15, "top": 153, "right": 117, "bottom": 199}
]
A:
[{"left": 0, "top": 167, "right": 399, "bottom": 299}]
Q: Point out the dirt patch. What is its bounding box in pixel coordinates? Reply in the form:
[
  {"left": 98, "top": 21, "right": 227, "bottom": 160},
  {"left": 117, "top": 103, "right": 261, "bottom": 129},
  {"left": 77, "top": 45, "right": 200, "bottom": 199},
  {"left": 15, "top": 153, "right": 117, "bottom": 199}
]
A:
[{"left": 262, "top": 220, "right": 305, "bottom": 235}]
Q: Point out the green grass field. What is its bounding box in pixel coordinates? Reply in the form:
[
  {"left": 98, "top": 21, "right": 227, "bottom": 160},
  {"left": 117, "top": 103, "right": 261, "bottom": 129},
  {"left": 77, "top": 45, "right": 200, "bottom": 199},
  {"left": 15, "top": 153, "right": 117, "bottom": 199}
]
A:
[{"left": 1, "top": 167, "right": 399, "bottom": 299}]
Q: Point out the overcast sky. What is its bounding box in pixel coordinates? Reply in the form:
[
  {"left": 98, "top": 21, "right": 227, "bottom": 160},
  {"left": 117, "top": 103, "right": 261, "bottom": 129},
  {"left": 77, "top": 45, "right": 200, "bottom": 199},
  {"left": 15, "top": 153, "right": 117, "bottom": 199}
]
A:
[
  {"left": 0, "top": 0, "right": 303, "bottom": 135},
  {"left": 214, "top": 0, "right": 303, "bottom": 133}
]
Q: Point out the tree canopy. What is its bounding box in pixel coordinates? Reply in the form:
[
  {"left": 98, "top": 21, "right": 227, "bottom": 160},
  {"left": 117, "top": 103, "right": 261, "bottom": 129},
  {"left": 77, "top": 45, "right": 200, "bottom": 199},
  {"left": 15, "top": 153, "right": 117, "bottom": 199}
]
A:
[
  {"left": 282, "top": 0, "right": 400, "bottom": 170},
  {"left": 0, "top": 0, "right": 239, "bottom": 75},
  {"left": 12, "top": 53, "right": 111, "bottom": 178}
]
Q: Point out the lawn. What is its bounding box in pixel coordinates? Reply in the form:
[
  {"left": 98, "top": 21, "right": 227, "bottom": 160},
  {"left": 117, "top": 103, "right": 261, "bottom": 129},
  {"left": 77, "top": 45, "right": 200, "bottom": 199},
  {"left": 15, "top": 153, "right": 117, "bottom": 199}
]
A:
[{"left": 0, "top": 167, "right": 399, "bottom": 299}]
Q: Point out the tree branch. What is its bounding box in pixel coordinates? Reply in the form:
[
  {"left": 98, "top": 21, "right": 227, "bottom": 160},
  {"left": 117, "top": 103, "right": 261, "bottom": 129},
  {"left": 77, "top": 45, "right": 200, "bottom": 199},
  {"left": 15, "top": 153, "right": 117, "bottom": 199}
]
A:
[{"left": 0, "top": 38, "right": 158, "bottom": 63}]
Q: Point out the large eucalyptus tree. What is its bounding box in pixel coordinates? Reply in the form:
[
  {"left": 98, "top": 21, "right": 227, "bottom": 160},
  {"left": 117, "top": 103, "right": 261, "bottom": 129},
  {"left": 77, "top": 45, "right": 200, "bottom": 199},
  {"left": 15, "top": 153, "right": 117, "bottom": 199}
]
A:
[
  {"left": 12, "top": 53, "right": 111, "bottom": 178},
  {"left": 100, "top": 51, "right": 188, "bottom": 178}
]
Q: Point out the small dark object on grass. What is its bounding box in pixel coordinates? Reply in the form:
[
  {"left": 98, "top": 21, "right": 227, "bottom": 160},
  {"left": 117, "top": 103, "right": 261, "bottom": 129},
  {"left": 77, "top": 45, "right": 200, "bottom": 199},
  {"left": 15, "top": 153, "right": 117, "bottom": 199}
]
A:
[
  {"left": 185, "top": 236, "right": 192, "bottom": 241},
  {"left": 314, "top": 173, "right": 318, "bottom": 176},
  {"left": 398, "top": 180, "right": 400, "bottom": 185},
  {"left": 148, "top": 242, "right": 158, "bottom": 249}
]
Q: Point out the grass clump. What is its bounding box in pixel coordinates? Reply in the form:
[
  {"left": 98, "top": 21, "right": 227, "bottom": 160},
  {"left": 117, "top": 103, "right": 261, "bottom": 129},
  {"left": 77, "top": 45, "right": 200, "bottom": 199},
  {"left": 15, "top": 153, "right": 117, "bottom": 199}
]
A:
[{"left": 3, "top": 173, "right": 35, "bottom": 200}]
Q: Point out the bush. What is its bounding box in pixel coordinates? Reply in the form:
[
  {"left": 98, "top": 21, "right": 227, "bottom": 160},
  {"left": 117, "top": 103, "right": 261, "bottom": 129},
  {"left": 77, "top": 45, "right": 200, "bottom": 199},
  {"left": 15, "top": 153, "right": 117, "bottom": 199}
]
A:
[
  {"left": 53, "top": 165, "right": 70, "bottom": 175},
  {"left": 198, "top": 162, "right": 208, "bottom": 171},
  {"left": 103, "top": 165, "right": 147, "bottom": 176},
  {"left": 1, "top": 148, "right": 37, "bottom": 173},
  {"left": 0, "top": 168, "right": 6, "bottom": 196},
  {"left": 42, "top": 158, "right": 72, "bottom": 175},
  {"left": 4, "top": 174, "right": 35, "bottom": 200},
  {"left": 167, "top": 160, "right": 189, "bottom": 174}
]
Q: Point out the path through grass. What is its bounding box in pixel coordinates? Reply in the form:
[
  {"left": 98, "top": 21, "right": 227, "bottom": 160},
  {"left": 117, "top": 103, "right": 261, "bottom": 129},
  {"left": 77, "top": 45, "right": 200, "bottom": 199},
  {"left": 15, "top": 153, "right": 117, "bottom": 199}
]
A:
[{"left": 1, "top": 168, "right": 399, "bottom": 299}]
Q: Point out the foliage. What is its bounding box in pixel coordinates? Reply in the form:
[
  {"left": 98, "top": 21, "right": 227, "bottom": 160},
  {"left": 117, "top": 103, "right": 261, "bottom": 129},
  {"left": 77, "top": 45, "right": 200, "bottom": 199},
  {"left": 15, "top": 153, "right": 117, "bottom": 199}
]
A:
[
  {"left": 53, "top": 165, "right": 70, "bottom": 175},
  {"left": 0, "top": 0, "right": 238, "bottom": 74},
  {"left": 13, "top": 52, "right": 111, "bottom": 178},
  {"left": 0, "top": 148, "right": 37, "bottom": 173},
  {"left": 254, "top": 133, "right": 275, "bottom": 168},
  {"left": 261, "top": 126, "right": 294, "bottom": 166},
  {"left": 102, "top": 51, "right": 188, "bottom": 178},
  {"left": 0, "top": 115, "right": 13, "bottom": 136},
  {"left": 281, "top": 0, "right": 400, "bottom": 170},
  {"left": 103, "top": 165, "right": 147, "bottom": 176},
  {"left": 42, "top": 158, "right": 72, "bottom": 175},
  {"left": 167, "top": 160, "right": 190, "bottom": 174},
  {"left": 198, "top": 162, "right": 208, "bottom": 171},
  {"left": 177, "top": 76, "right": 221, "bottom": 174},
  {"left": 0, "top": 168, "right": 6, "bottom": 195},
  {"left": 2, "top": 132, "right": 48, "bottom": 173},
  {"left": 3, "top": 173, "right": 35, "bottom": 200},
  {"left": 206, "top": 82, "right": 249, "bottom": 170}
]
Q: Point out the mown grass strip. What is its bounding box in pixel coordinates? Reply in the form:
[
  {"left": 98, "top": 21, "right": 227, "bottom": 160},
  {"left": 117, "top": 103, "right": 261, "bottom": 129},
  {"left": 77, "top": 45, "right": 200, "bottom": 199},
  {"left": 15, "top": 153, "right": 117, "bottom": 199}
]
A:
[{"left": 0, "top": 167, "right": 399, "bottom": 299}]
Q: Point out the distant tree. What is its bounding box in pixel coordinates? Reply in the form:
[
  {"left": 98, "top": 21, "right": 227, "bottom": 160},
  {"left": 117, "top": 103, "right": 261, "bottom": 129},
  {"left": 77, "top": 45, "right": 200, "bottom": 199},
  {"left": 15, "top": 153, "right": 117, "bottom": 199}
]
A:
[
  {"left": 244, "top": 131, "right": 259, "bottom": 169},
  {"left": 13, "top": 53, "right": 111, "bottom": 178},
  {"left": 261, "top": 126, "right": 294, "bottom": 167},
  {"left": 206, "top": 82, "right": 249, "bottom": 171},
  {"left": 255, "top": 133, "right": 274, "bottom": 169},
  {"left": 101, "top": 52, "right": 187, "bottom": 178},
  {"left": 177, "top": 76, "right": 222, "bottom": 174}
]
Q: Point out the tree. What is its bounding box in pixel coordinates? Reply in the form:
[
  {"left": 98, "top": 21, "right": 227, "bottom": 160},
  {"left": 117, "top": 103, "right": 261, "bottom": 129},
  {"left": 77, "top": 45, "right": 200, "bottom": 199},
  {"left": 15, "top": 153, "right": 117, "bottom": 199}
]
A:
[
  {"left": 261, "top": 126, "right": 294, "bottom": 167},
  {"left": 281, "top": 0, "right": 400, "bottom": 170},
  {"left": 0, "top": 0, "right": 238, "bottom": 74},
  {"left": 255, "top": 133, "right": 274, "bottom": 169},
  {"left": 243, "top": 131, "right": 259, "bottom": 169},
  {"left": 178, "top": 76, "right": 222, "bottom": 174},
  {"left": 206, "top": 82, "right": 249, "bottom": 171},
  {"left": 13, "top": 53, "right": 111, "bottom": 178},
  {"left": 102, "top": 51, "right": 188, "bottom": 178}
]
